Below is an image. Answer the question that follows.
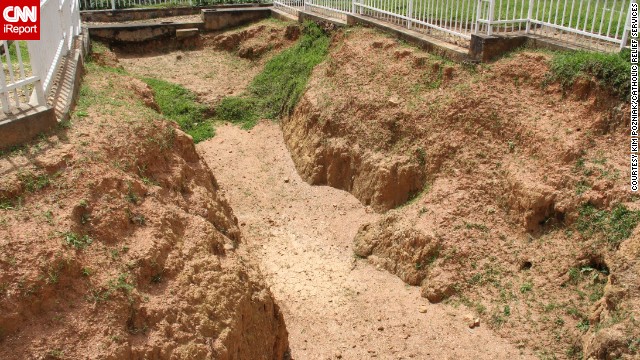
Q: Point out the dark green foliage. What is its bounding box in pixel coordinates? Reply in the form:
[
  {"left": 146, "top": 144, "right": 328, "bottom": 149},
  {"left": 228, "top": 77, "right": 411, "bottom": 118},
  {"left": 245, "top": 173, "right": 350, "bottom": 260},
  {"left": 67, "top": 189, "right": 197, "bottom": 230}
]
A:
[
  {"left": 142, "top": 78, "right": 214, "bottom": 143},
  {"left": 548, "top": 50, "right": 631, "bottom": 100},
  {"left": 215, "top": 22, "right": 330, "bottom": 128}
]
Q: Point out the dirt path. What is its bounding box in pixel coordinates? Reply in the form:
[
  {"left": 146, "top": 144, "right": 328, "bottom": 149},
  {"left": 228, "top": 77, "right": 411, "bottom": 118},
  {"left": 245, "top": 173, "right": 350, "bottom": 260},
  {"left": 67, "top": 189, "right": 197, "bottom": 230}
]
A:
[{"left": 197, "top": 122, "right": 534, "bottom": 360}]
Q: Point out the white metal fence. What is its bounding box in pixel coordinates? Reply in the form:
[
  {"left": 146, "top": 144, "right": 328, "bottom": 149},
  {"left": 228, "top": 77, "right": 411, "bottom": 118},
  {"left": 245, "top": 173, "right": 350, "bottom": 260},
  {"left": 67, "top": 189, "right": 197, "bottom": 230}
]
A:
[
  {"left": 476, "top": 0, "right": 633, "bottom": 51},
  {"left": 0, "top": 0, "right": 81, "bottom": 114},
  {"left": 274, "top": 0, "right": 304, "bottom": 16},
  {"left": 274, "top": 0, "right": 636, "bottom": 51},
  {"left": 80, "top": 0, "right": 263, "bottom": 10}
]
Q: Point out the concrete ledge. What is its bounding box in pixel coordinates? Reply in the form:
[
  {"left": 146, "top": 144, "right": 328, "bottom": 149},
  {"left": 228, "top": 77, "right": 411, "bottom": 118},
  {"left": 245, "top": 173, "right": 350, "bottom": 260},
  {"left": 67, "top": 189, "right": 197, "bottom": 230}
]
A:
[
  {"left": 524, "top": 34, "right": 587, "bottom": 52},
  {"left": 176, "top": 28, "right": 200, "bottom": 38},
  {"left": 53, "top": 43, "right": 86, "bottom": 123},
  {"left": 202, "top": 7, "right": 272, "bottom": 31},
  {"left": 470, "top": 33, "right": 527, "bottom": 62},
  {"left": 347, "top": 14, "right": 470, "bottom": 63},
  {"left": 81, "top": 3, "right": 271, "bottom": 23},
  {"left": 299, "top": 10, "right": 347, "bottom": 27},
  {"left": 88, "top": 21, "right": 204, "bottom": 42},
  {"left": 271, "top": 8, "right": 298, "bottom": 22},
  {"left": 0, "top": 106, "right": 57, "bottom": 150}
]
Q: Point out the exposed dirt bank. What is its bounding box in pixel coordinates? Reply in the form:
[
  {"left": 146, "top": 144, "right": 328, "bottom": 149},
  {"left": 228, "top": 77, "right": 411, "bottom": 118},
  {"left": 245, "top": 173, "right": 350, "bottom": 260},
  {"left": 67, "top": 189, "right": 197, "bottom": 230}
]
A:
[
  {"left": 0, "top": 63, "right": 287, "bottom": 359},
  {"left": 117, "top": 19, "right": 299, "bottom": 107},
  {"left": 197, "top": 122, "right": 534, "bottom": 359},
  {"left": 283, "top": 27, "right": 638, "bottom": 358}
]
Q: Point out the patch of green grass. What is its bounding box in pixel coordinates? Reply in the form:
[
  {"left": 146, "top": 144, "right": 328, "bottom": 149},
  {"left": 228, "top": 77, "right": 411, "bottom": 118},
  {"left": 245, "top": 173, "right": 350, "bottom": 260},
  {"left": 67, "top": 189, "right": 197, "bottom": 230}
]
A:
[
  {"left": 18, "top": 171, "right": 50, "bottom": 192},
  {"left": 215, "top": 22, "right": 330, "bottom": 129},
  {"left": 576, "top": 319, "right": 590, "bottom": 333},
  {"left": 8, "top": 41, "right": 30, "bottom": 66},
  {"left": 47, "top": 349, "right": 64, "bottom": 359},
  {"left": 142, "top": 77, "right": 214, "bottom": 143},
  {"left": 548, "top": 50, "right": 631, "bottom": 100},
  {"left": 81, "top": 267, "right": 92, "bottom": 277},
  {"left": 109, "top": 273, "right": 135, "bottom": 295},
  {"left": 464, "top": 221, "right": 489, "bottom": 232},
  {"left": 62, "top": 232, "right": 93, "bottom": 250},
  {"left": 520, "top": 281, "right": 533, "bottom": 294},
  {"left": 576, "top": 203, "right": 640, "bottom": 248}
]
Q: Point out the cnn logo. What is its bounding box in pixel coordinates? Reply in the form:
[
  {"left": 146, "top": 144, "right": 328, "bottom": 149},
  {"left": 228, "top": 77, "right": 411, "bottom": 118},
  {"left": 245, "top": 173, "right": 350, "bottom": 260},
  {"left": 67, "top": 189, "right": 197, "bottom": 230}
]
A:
[{"left": 1, "top": 0, "right": 39, "bottom": 40}]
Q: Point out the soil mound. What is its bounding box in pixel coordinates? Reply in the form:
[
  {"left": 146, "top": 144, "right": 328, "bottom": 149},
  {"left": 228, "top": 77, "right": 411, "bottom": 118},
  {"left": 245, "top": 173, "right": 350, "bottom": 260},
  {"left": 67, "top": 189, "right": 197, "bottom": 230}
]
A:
[
  {"left": 209, "top": 22, "right": 299, "bottom": 60},
  {"left": 285, "top": 27, "right": 636, "bottom": 358},
  {"left": 0, "top": 62, "right": 288, "bottom": 359}
]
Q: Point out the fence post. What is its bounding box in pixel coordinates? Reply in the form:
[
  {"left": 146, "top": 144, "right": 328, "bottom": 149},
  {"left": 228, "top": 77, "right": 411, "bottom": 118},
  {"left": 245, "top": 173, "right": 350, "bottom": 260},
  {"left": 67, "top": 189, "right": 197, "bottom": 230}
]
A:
[
  {"left": 487, "top": 0, "right": 495, "bottom": 35},
  {"left": 525, "top": 0, "right": 534, "bottom": 33},
  {"left": 352, "top": 0, "right": 355, "bottom": 14},
  {"left": 111, "top": 0, "right": 115, "bottom": 10},
  {"left": 474, "top": 0, "right": 482, "bottom": 34},
  {"left": 406, "top": 0, "right": 413, "bottom": 29},
  {"left": 620, "top": 2, "right": 633, "bottom": 51},
  {"left": 31, "top": 80, "right": 46, "bottom": 107}
]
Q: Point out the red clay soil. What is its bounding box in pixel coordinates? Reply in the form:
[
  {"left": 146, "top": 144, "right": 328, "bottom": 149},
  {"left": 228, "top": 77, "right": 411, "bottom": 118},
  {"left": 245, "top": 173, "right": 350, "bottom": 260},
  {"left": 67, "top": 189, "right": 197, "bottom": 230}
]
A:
[
  {"left": 111, "top": 21, "right": 539, "bottom": 359},
  {"left": 282, "top": 27, "right": 639, "bottom": 359},
  {"left": 117, "top": 19, "right": 300, "bottom": 107},
  {"left": 0, "top": 63, "right": 287, "bottom": 359},
  {"left": 197, "top": 122, "right": 534, "bottom": 359}
]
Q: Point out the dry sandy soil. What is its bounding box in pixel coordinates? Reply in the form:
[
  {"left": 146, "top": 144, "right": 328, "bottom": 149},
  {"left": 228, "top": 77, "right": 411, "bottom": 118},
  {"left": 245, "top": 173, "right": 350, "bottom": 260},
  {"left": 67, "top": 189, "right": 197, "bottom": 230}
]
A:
[
  {"left": 114, "top": 20, "right": 535, "bottom": 359},
  {"left": 2, "top": 15, "right": 638, "bottom": 360},
  {"left": 198, "top": 122, "right": 533, "bottom": 359},
  {"left": 0, "top": 53, "right": 288, "bottom": 358},
  {"left": 282, "top": 26, "right": 639, "bottom": 359},
  {"left": 117, "top": 19, "right": 299, "bottom": 107}
]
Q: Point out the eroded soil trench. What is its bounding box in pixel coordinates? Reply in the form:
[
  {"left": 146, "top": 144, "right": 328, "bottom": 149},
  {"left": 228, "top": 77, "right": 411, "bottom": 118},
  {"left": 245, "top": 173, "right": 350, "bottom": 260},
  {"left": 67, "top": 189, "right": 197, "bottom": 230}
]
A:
[
  {"left": 112, "top": 15, "right": 640, "bottom": 359},
  {"left": 197, "top": 122, "right": 530, "bottom": 359},
  {"left": 114, "top": 20, "right": 533, "bottom": 359}
]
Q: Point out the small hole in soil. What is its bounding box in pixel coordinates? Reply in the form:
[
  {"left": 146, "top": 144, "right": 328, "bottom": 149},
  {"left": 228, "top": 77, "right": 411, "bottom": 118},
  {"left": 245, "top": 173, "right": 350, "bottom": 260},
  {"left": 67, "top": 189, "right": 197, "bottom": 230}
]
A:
[
  {"left": 520, "top": 261, "right": 532, "bottom": 271},
  {"left": 586, "top": 256, "right": 609, "bottom": 275},
  {"left": 576, "top": 128, "right": 581, "bottom": 132},
  {"left": 538, "top": 210, "right": 565, "bottom": 229}
]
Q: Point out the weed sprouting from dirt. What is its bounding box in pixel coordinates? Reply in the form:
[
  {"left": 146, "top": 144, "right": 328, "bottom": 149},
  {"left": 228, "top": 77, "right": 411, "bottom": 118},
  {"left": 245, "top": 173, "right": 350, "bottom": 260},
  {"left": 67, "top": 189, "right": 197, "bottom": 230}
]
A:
[
  {"left": 576, "top": 203, "right": 640, "bottom": 248},
  {"left": 215, "top": 22, "right": 330, "bottom": 129},
  {"left": 142, "top": 78, "right": 214, "bottom": 143},
  {"left": 18, "top": 171, "right": 50, "bottom": 192},
  {"left": 547, "top": 50, "right": 631, "bottom": 99},
  {"left": 62, "top": 232, "right": 93, "bottom": 250}
]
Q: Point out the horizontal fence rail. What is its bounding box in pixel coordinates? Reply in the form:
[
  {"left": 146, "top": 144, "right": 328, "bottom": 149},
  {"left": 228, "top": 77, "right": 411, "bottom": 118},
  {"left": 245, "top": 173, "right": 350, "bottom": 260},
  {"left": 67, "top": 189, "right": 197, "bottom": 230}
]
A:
[
  {"left": 274, "top": 0, "right": 304, "bottom": 15},
  {"left": 0, "top": 41, "right": 44, "bottom": 114},
  {"left": 0, "top": 0, "right": 81, "bottom": 114},
  {"left": 80, "top": 0, "right": 264, "bottom": 10},
  {"left": 273, "top": 0, "right": 635, "bottom": 51},
  {"left": 476, "top": 0, "right": 633, "bottom": 51}
]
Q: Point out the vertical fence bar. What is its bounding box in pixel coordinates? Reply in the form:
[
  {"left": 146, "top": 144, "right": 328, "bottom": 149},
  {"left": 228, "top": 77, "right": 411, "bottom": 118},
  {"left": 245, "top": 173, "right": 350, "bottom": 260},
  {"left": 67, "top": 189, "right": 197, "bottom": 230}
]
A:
[
  {"left": 475, "top": 0, "right": 482, "bottom": 33},
  {"left": 620, "top": 0, "right": 631, "bottom": 49},
  {"left": 487, "top": 0, "right": 495, "bottom": 35}
]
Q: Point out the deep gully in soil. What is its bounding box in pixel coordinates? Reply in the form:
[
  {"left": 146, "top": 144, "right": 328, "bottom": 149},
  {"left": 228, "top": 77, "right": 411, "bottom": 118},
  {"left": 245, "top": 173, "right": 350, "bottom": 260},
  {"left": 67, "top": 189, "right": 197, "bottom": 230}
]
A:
[
  {"left": 197, "top": 123, "right": 531, "bottom": 359},
  {"left": 115, "top": 21, "right": 533, "bottom": 359}
]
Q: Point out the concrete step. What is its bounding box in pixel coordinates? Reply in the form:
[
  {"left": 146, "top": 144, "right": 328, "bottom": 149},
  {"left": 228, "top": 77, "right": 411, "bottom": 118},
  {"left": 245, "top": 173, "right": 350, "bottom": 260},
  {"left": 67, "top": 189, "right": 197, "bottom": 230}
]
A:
[{"left": 176, "top": 28, "right": 200, "bottom": 38}]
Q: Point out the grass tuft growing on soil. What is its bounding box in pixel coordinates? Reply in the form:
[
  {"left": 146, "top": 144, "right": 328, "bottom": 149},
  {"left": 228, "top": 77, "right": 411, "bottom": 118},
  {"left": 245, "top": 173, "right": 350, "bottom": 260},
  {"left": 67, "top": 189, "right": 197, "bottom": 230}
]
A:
[
  {"left": 576, "top": 203, "right": 640, "bottom": 248},
  {"left": 548, "top": 50, "right": 631, "bottom": 100},
  {"left": 142, "top": 78, "right": 214, "bottom": 143},
  {"left": 215, "top": 22, "right": 330, "bottom": 129}
]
